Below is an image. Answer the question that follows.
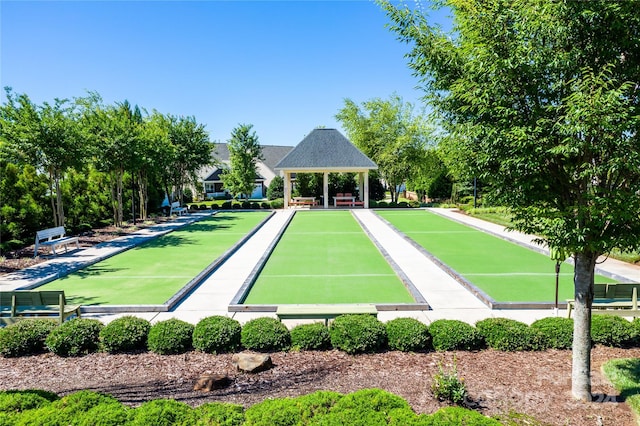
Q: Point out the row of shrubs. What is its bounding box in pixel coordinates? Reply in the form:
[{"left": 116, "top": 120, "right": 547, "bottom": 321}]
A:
[
  {"left": 1, "top": 314, "right": 639, "bottom": 358},
  {"left": 187, "top": 200, "right": 424, "bottom": 211},
  {"left": 0, "top": 388, "right": 501, "bottom": 426},
  {"left": 370, "top": 200, "right": 421, "bottom": 208}
]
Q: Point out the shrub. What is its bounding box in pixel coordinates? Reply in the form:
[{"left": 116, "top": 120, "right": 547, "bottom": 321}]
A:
[
  {"left": 147, "top": 318, "right": 194, "bottom": 355},
  {"left": 429, "top": 319, "right": 484, "bottom": 351},
  {"left": 232, "top": 203, "right": 242, "bottom": 209},
  {"left": 475, "top": 317, "right": 544, "bottom": 351},
  {"left": 193, "top": 316, "right": 241, "bottom": 354},
  {"left": 250, "top": 202, "right": 261, "bottom": 209},
  {"left": 17, "top": 391, "right": 119, "bottom": 426},
  {"left": 429, "top": 406, "right": 501, "bottom": 425},
  {"left": 270, "top": 199, "right": 284, "bottom": 209},
  {"left": 99, "top": 316, "right": 150, "bottom": 354},
  {"left": 76, "top": 401, "right": 131, "bottom": 426},
  {"left": 431, "top": 357, "right": 467, "bottom": 404},
  {"left": 591, "top": 315, "right": 636, "bottom": 347},
  {"left": 408, "top": 200, "right": 421, "bottom": 208},
  {"left": 397, "top": 201, "right": 409, "bottom": 208},
  {"left": 241, "top": 201, "right": 251, "bottom": 209},
  {"left": 531, "top": 317, "right": 573, "bottom": 349},
  {"left": 45, "top": 318, "right": 103, "bottom": 357},
  {"left": 0, "top": 389, "right": 58, "bottom": 413},
  {"left": 243, "top": 397, "right": 302, "bottom": 426},
  {"left": 329, "top": 314, "right": 387, "bottom": 354},
  {"left": 241, "top": 317, "right": 291, "bottom": 352},
  {"left": 221, "top": 201, "right": 232, "bottom": 209},
  {"left": 369, "top": 200, "right": 378, "bottom": 208},
  {"left": 377, "top": 201, "right": 388, "bottom": 208},
  {"left": 211, "top": 204, "right": 220, "bottom": 210},
  {"left": 294, "top": 390, "right": 342, "bottom": 422},
  {"left": 193, "top": 402, "right": 245, "bottom": 426},
  {"left": 386, "top": 317, "right": 431, "bottom": 352},
  {"left": 128, "top": 399, "right": 195, "bottom": 426},
  {"left": 261, "top": 202, "right": 271, "bottom": 209},
  {"left": 318, "top": 389, "right": 409, "bottom": 426},
  {"left": 0, "top": 319, "right": 57, "bottom": 357},
  {"left": 388, "top": 201, "right": 398, "bottom": 208},
  {"left": 290, "top": 323, "right": 331, "bottom": 351}
]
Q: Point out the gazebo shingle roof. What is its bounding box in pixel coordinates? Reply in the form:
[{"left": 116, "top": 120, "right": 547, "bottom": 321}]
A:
[{"left": 275, "top": 128, "right": 377, "bottom": 170}]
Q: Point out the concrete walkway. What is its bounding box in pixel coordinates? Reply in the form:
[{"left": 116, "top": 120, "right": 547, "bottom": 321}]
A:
[{"left": 5, "top": 208, "right": 640, "bottom": 326}]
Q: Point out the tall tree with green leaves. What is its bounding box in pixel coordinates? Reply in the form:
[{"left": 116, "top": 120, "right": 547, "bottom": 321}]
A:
[
  {"left": 380, "top": 0, "right": 640, "bottom": 400},
  {"left": 1, "top": 88, "right": 86, "bottom": 228},
  {"left": 335, "top": 95, "right": 430, "bottom": 202},
  {"left": 222, "top": 124, "right": 263, "bottom": 200}
]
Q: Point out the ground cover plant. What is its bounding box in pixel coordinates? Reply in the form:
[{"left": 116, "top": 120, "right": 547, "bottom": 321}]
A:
[
  {"left": 36, "top": 211, "right": 270, "bottom": 305},
  {"left": 243, "top": 210, "right": 415, "bottom": 304},
  {"left": 602, "top": 358, "right": 640, "bottom": 418},
  {"left": 376, "top": 210, "right": 615, "bottom": 303}
]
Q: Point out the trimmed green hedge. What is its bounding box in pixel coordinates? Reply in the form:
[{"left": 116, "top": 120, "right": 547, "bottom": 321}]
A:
[
  {"left": 329, "top": 314, "right": 387, "bottom": 354},
  {"left": 429, "top": 319, "right": 484, "bottom": 351},
  {"left": 241, "top": 317, "right": 291, "bottom": 352},
  {"left": 193, "top": 316, "right": 242, "bottom": 354},
  {"left": 147, "top": 318, "right": 194, "bottom": 355},
  {"left": 0, "top": 319, "right": 57, "bottom": 357}
]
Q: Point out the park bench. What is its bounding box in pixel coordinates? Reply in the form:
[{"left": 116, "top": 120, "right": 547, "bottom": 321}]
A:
[
  {"left": 290, "top": 197, "right": 318, "bottom": 207},
  {"left": 567, "top": 283, "right": 640, "bottom": 318},
  {"left": 0, "top": 290, "right": 81, "bottom": 325},
  {"left": 276, "top": 304, "right": 378, "bottom": 325},
  {"left": 169, "top": 201, "right": 188, "bottom": 216},
  {"left": 34, "top": 226, "right": 80, "bottom": 257}
]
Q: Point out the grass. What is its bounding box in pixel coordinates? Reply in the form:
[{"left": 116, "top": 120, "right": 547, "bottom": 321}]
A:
[
  {"left": 243, "top": 210, "right": 415, "bottom": 304},
  {"left": 376, "top": 210, "right": 615, "bottom": 303},
  {"left": 38, "top": 212, "right": 270, "bottom": 305},
  {"left": 602, "top": 358, "right": 640, "bottom": 416}
]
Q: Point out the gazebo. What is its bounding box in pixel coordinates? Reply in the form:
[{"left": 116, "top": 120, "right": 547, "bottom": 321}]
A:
[{"left": 275, "top": 128, "right": 378, "bottom": 209}]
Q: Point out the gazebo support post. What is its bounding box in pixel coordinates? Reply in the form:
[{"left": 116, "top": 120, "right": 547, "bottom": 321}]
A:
[
  {"left": 323, "top": 172, "right": 329, "bottom": 209},
  {"left": 363, "top": 171, "right": 370, "bottom": 208},
  {"left": 284, "top": 171, "right": 291, "bottom": 208}
]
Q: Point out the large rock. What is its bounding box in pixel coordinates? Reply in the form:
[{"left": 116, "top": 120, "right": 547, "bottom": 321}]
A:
[
  {"left": 231, "top": 352, "right": 273, "bottom": 373},
  {"left": 193, "top": 373, "right": 231, "bottom": 392}
]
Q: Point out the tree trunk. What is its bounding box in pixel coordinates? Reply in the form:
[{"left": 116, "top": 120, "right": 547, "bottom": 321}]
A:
[
  {"left": 572, "top": 251, "right": 596, "bottom": 401},
  {"left": 48, "top": 170, "right": 58, "bottom": 227}
]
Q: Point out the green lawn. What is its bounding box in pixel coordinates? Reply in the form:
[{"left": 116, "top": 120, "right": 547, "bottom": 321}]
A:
[
  {"left": 243, "top": 210, "right": 415, "bottom": 304},
  {"left": 376, "top": 210, "right": 615, "bottom": 303},
  {"left": 39, "top": 212, "right": 270, "bottom": 305}
]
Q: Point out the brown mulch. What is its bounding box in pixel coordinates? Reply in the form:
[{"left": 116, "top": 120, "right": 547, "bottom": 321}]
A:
[
  {"left": 0, "top": 218, "right": 172, "bottom": 276},
  {"left": 1, "top": 218, "right": 637, "bottom": 425},
  {"left": 0, "top": 347, "right": 636, "bottom": 425}
]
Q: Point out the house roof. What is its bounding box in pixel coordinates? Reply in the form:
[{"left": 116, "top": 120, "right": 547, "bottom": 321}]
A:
[
  {"left": 275, "top": 128, "right": 377, "bottom": 171},
  {"left": 203, "top": 168, "right": 264, "bottom": 183}
]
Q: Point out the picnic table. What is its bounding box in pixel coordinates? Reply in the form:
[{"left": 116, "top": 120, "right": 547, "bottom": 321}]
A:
[
  {"left": 333, "top": 195, "right": 356, "bottom": 207},
  {"left": 290, "top": 197, "right": 318, "bottom": 207}
]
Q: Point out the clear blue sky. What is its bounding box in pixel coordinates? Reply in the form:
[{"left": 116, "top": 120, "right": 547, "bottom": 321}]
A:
[{"left": 1, "top": 1, "right": 449, "bottom": 146}]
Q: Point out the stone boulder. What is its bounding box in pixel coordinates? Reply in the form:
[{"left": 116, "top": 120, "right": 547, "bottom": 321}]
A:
[
  {"left": 231, "top": 352, "right": 273, "bottom": 373},
  {"left": 193, "top": 373, "right": 231, "bottom": 392}
]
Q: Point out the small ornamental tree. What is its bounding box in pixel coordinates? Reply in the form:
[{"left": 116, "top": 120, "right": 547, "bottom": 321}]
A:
[{"left": 222, "top": 124, "right": 263, "bottom": 200}]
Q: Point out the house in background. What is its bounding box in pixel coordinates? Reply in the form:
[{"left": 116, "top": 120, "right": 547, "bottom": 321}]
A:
[{"left": 198, "top": 143, "right": 294, "bottom": 200}]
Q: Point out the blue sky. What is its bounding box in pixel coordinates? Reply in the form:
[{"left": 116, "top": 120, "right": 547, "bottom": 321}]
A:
[{"left": 1, "top": 1, "right": 449, "bottom": 146}]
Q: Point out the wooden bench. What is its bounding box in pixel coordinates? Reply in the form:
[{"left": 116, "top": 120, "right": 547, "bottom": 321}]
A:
[
  {"left": 290, "top": 197, "right": 318, "bottom": 207},
  {"left": 567, "top": 283, "right": 640, "bottom": 318},
  {"left": 276, "top": 304, "right": 378, "bottom": 325},
  {"left": 169, "top": 201, "right": 188, "bottom": 216},
  {"left": 34, "top": 226, "right": 80, "bottom": 257},
  {"left": 0, "top": 290, "right": 81, "bottom": 325}
]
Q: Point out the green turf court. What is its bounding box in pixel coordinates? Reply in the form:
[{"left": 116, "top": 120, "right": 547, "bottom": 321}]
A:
[
  {"left": 376, "top": 210, "right": 615, "bottom": 303},
  {"left": 38, "top": 211, "right": 270, "bottom": 305},
  {"left": 242, "top": 210, "right": 415, "bottom": 304}
]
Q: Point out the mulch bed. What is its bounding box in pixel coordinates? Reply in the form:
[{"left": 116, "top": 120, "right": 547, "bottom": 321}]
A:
[{"left": 0, "top": 347, "right": 636, "bottom": 425}]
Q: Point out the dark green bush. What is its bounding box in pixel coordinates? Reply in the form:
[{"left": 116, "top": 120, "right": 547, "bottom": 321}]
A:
[
  {"left": 261, "top": 202, "right": 271, "bottom": 209},
  {"left": 290, "top": 322, "right": 331, "bottom": 351},
  {"left": 386, "top": 317, "right": 431, "bottom": 352},
  {"left": 199, "top": 204, "right": 208, "bottom": 210},
  {"left": 397, "top": 201, "right": 409, "bottom": 208},
  {"left": 232, "top": 203, "right": 242, "bottom": 209},
  {"left": 147, "top": 318, "right": 194, "bottom": 355},
  {"left": 531, "top": 317, "right": 573, "bottom": 349},
  {"left": 329, "top": 314, "right": 387, "bottom": 354},
  {"left": 475, "top": 318, "right": 544, "bottom": 351},
  {"left": 192, "top": 402, "right": 245, "bottom": 426},
  {"left": 45, "top": 318, "right": 103, "bottom": 357},
  {"left": 408, "top": 200, "right": 421, "bottom": 208},
  {"left": 241, "top": 317, "right": 291, "bottom": 352},
  {"left": 428, "top": 319, "right": 484, "bottom": 351},
  {"left": 128, "top": 399, "right": 195, "bottom": 426},
  {"left": 241, "top": 201, "right": 251, "bottom": 209},
  {"left": 99, "top": 316, "right": 150, "bottom": 354},
  {"left": 270, "top": 199, "right": 284, "bottom": 209},
  {"left": 250, "top": 202, "right": 261, "bottom": 209},
  {"left": 388, "top": 201, "right": 398, "bottom": 208},
  {"left": 317, "top": 389, "right": 410, "bottom": 426},
  {"left": 369, "top": 200, "right": 378, "bottom": 208},
  {"left": 221, "top": 201, "right": 232, "bottom": 209},
  {"left": 294, "top": 391, "right": 342, "bottom": 422},
  {"left": 591, "top": 315, "right": 636, "bottom": 347},
  {"left": 0, "top": 319, "right": 57, "bottom": 357},
  {"left": 16, "top": 391, "right": 119, "bottom": 426},
  {"left": 377, "top": 201, "right": 388, "bottom": 208},
  {"left": 193, "top": 316, "right": 241, "bottom": 354},
  {"left": 211, "top": 204, "right": 220, "bottom": 210}
]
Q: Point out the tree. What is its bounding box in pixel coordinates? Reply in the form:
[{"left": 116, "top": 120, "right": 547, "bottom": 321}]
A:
[
  {"left": 222, "top": 124, "right": 263, "bottom": 200},
  {"left": 1, "top": 88, "right": 86, "bottom": 228},
  {"left": 267, "top": 175, "right": 284, "bottom": 200},
  {"left": 335, "top": 95, "right": 431, "bottom": 202},
  {"left": 380, "top": 0, "right": 640, "bottom": 400}
]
